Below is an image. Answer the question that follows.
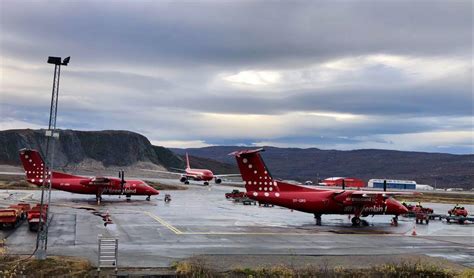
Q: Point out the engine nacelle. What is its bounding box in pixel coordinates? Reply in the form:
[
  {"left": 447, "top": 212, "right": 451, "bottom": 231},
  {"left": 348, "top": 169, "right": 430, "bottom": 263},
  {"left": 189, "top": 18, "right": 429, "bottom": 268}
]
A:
[
  {"left": 215, "top": 178, "right": 222, "bottom": 184},
  {"left": 180, "top": 176, "right": 187, "bottom": 183}
]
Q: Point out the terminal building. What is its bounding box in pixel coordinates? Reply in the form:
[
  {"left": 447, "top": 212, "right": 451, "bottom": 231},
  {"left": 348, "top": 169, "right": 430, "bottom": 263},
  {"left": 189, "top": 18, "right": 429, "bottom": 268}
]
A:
[{"left": 368, "top": 179, "right": 416, "bottom": 190}]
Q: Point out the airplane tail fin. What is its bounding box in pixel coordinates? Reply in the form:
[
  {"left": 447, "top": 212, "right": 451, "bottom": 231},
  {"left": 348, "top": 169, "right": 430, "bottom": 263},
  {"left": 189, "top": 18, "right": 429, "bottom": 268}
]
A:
[
  {"left": 19, "top": 149, "right": 49, "bottom": 183},
  {"left": 230, "top": 148, "right": 311, "bottom": 193},
  {"left": 230, "top": 148, "right": 278, "bottom": 192},
  {"left": 185, "top": 152, "right": 190, "bottom": 169}
]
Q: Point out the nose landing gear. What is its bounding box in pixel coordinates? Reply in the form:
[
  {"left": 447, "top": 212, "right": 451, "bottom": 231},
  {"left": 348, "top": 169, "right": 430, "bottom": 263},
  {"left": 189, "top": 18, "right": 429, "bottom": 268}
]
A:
[
  {"left": 146, "top": 195, "right": 151, "bottom": 201},
  {"left": 391, "top": 215, "right": 399, "bottom": 226},
  {"left": 314, "top": 214, "right": 322, "bottom": 226}
]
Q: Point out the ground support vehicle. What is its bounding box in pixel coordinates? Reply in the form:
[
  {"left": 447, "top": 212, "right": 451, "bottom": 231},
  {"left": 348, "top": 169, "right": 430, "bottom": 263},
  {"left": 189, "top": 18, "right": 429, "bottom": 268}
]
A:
[
  {"left": 27, "top": 204, "right": 48, "bottom": 232},
  {"left": 225, "top": 189, "right": 246, "bottom": 199},
  {"left": 0, "top": 206, "right": 22, "bottom": 229},
  {"left": 448, "top": 206, "right": 468, "bottom": 217}
]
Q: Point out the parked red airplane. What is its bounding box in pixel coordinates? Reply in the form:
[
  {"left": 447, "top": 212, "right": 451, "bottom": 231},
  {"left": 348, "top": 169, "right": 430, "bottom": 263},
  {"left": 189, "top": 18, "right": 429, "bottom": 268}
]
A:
[
  {"left": 19, "top": 149, "right": 159, "bottom": 204},
  {"left": 146, "top": 153, "right": 240, "bottom": 186},
  {"left": 230, "top": 148, "right": 412, "bottom": 226}
]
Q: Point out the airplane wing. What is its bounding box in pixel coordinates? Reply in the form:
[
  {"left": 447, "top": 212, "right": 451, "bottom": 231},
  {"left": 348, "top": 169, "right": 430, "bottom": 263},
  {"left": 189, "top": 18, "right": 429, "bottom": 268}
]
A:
[
  {"left": 169, "top": 167, "right": 187, "bottom": 173},
  {"left": 140, "top": 169, "right": 185, "bottom": 176},
  {"left": 351, "top": 190, "right": 421, "bottom": 197},
  {"left": 215, "top": 174, "right": 241, "bottom": 178},
  {"left": 0, "top": 171, "right": 25, "bottom": 176}
]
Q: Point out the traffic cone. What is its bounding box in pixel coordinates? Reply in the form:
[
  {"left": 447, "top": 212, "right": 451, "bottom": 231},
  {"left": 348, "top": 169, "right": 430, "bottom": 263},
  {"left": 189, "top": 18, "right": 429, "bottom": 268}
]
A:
[{"left": 411, "top": 224, "right": 417, "bottom": 236}]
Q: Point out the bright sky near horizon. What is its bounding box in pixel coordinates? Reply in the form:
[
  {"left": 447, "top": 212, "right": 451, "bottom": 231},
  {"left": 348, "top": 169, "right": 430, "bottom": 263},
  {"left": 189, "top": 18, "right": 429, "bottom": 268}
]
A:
[{"left": 0, "top": 1, "right": 472, "bottom": 153}]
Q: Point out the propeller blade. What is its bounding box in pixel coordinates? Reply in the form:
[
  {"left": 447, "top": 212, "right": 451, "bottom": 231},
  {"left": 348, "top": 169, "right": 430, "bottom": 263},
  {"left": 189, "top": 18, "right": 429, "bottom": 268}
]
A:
[{"left": 120, "top": 170, "right": 125, "bottom": 195}]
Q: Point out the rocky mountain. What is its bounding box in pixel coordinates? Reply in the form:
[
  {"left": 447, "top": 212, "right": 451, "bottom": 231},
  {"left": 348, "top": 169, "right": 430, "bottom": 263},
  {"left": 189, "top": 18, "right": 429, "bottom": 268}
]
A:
[
  {"left": 0, "top": 129, "right": 185, "bottom": 171},
  {"left": 171, "top": 146, "right": 474, "bottom": 189}
]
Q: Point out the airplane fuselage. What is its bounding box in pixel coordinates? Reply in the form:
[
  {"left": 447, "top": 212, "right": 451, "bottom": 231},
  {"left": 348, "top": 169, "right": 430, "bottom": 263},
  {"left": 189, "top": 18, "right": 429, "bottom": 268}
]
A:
[
  {"left": 247, "top": 187, "right": 407, "bottom": 216},
  {"left": 27, "top": 173, "right": 159, "bottom": 196},
  {"left": 184, "top": 168, "right": 214, "bottom": 181}
]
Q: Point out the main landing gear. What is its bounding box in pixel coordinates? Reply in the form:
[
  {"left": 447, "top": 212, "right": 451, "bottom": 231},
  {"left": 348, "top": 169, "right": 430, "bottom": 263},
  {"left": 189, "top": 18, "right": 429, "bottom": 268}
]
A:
[
  {"left": 314, "top": 214, "right": 322, "bottom": 226},
  {"left": 391, "top": 215, "right": 399, "bottom": 226},
  {"left": 204, "top": 181, "right": 209, "bottom": 186},
  {"left": 184, "top": 180, "right": 190, "bottom": 185},
  {"left": 126, "top": 194, "right": 131, "bottom": 202},
  {"left": 96, "top": 194, "right": 102, "bottom": 205},
  {"left": 351, "top": 216, "right": 369, "bottom": 226}
]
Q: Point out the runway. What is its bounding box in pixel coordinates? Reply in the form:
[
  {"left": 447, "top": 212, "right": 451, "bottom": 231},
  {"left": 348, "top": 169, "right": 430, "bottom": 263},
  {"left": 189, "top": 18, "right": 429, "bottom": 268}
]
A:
[{"left": 1, "top": 181, "right": 473, "bottom": 268}]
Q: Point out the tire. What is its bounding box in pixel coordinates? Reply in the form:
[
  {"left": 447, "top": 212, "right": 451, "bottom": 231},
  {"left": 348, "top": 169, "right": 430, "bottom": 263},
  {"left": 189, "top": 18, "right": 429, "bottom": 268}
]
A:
[{"left": 351, "top": 217, "right": 361, "bottom": 226}]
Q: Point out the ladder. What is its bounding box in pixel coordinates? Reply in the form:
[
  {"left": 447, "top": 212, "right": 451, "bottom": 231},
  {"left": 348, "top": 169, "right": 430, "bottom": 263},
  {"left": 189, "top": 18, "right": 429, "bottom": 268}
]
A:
[{"left": 98, "top": 235, "right": 118, "bottom": 272}]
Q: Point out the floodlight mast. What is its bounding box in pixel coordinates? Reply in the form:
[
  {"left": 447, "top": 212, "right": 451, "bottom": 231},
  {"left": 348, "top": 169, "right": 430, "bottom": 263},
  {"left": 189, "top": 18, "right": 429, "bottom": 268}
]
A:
[{"left": 36, "top": 56, "right": 70, "bottom": 260}]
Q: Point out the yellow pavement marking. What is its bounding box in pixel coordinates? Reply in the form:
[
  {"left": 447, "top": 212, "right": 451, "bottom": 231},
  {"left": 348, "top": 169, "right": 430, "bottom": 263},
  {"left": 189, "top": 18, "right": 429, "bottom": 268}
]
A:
[
  {"left": 141, "top": 211, "right": 412, "bottom": 237},
  {"left": 184, "top": 231, "right": 407, "bottom": 236},
  {"left": 144, "top": 212, "right": 183, "bottom": 234},
  {"left": 104, "top": 208, "right": 449, "bottom": 238},
  {"left": 20, "top": 193, "right": 34, "bottom": 201}
]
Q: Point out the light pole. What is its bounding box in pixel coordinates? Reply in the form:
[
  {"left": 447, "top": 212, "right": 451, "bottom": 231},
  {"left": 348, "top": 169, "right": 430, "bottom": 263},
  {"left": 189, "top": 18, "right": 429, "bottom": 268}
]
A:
[{"left": 36, "top": 56, "right": 70, "bottom": 260}]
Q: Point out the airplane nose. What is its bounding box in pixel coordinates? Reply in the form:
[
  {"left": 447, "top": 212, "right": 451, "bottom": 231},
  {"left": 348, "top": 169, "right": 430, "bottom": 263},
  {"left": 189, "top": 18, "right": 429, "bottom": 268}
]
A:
[
  {"left": 387, "top": 198, "right": 408, "bottom": 215},
  {"left": 399, "top": 203, "right": 409, "bottom": 214}
]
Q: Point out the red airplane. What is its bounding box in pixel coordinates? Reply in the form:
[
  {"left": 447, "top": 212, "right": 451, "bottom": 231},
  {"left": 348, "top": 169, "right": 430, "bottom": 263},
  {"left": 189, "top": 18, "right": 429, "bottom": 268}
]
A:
[
  {"left": 19, "top": 149, "right": 159, "bottom": 204},
  {"left": 146, "top": 153, "right": 240, "bottom": 186},
  {"left": 230, "top": 148, "right": 412, "bottom": 226}
]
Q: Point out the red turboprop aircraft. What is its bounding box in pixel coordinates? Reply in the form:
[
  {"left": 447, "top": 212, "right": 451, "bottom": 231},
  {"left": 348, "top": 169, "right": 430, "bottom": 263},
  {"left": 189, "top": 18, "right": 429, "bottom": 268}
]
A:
[
  {"left": 230, "top": 148, "right": 412, "bottom": 226},
  {"left": 146, "top": 153, "right": 240, "bottom": 186},
  {"left": 19, "top": 149, "right": 159, "bottom": 204}
]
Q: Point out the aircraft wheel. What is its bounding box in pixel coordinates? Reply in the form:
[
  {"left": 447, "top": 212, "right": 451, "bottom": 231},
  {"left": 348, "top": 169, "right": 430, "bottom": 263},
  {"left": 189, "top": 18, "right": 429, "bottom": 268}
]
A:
[
  {"left": 204, "top": 182, "right": 209, "bottom": 186},
  {"left": 126, "top": 195, "right": 131, "bottom": 202},
  {"left": 184, "top": 181, "right": 190, "bottom": 185},
  {"left": 314, "top": 214, "right": 322, "bottom": 226},
  {"left": 146, "top": 196, "right": 151, "bottom": 201},
  {"left": 351, "top": 217, "right": 361, "bottom": 226}
]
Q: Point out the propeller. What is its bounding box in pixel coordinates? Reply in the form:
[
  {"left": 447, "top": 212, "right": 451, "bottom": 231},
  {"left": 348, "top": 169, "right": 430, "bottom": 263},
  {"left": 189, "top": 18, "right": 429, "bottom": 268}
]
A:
[{"left": 119, "top": 170, "right": 125, "bottom": 195}]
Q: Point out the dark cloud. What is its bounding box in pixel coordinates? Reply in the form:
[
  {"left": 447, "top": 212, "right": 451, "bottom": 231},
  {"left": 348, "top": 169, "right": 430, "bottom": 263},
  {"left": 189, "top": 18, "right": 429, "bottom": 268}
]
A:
[
  {"left": 1, "top": 1, "right": 472, "bottom": 153},
  {"left": 1, "top": 1, "right": 471, "bottom": 68}
]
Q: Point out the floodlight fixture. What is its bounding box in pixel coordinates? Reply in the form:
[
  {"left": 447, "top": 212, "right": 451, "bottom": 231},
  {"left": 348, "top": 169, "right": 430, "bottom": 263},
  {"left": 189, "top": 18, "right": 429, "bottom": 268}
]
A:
[
  {"left": 47, "top": 56, "right": 62, "bottom": 65},
  {"left": 62, "top": 56, "right": 70, "bottom": 66},
  {"left": 47, "top": 56, "right": 70, "bottom": 66}
]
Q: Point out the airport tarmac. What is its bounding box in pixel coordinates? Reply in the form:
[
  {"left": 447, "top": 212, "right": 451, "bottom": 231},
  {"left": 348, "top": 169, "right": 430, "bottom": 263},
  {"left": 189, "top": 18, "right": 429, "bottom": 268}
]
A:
[{"left": 1, "top": 181, "right": 473, "bottom": 268}]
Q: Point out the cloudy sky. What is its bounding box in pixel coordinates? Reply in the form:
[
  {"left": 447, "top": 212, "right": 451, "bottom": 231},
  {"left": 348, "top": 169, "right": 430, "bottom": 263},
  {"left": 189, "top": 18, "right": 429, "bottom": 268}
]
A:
[{"left": 0, "top": 1, "right": 472, "bottom": 153}]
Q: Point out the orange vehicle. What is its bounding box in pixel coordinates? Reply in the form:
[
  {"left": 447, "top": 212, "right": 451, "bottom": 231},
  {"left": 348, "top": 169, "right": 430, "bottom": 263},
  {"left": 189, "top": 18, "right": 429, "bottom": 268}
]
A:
[
  {"left": 27, "top": 204, "right": 48, "bottom": 232},
  {"left": 8, "top": 203, "right": 31, "bottom": 220},
  {"left": 448, "top": 205, "right": 468, "bottom": 217},
  {"left": 225, "top": 189, "right": 246, "bottom": 200},
  {"left": 0, "top": 206, "right": 22, "bottom": 229}
]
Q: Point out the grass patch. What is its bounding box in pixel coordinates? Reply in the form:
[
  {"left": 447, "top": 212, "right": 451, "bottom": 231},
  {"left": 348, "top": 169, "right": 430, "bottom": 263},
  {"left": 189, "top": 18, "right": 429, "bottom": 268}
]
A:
[
  {"left": 172, "top": 258, "right": 214, "bottom": 277},
  {"left": 0, "top": 255, "right": 93, "bottom": 277},
  {"left": 174, "top": 259, "right": 466, "bottom": 277},
  {"left": 396, "top": 192, "right": 474, "bottom": 204},
  {"left": 0, "top": 179, "right": 36, "bottom": 190}
]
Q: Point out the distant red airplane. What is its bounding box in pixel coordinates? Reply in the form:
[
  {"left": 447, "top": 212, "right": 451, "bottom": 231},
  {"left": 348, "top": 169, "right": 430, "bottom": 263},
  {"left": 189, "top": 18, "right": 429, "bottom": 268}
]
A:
[
  {"left": 146, "top": 153, "right": 240, "bottom": 186},
  {"left": 19, "top": 149, "right": 159, "bottom": 204},
  {"left": 230, "top": 148, "right": 412, "bottom": 226}
]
